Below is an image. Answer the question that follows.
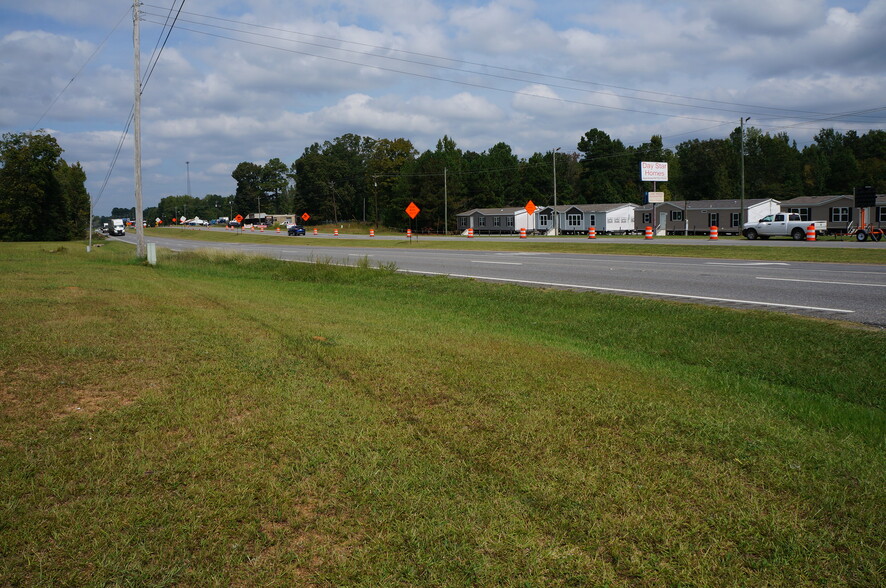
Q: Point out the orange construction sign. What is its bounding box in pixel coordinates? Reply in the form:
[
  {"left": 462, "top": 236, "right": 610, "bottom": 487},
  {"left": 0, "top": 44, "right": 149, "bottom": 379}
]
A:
[
  {"left": 301, "top": 212, "right": 310, "bottom": 221},
  {"left": 525, "top": 200, "right": 536, "bottom": 216},
  {"left": 405, "top": 202, "right": 420, "bottom": 219}
]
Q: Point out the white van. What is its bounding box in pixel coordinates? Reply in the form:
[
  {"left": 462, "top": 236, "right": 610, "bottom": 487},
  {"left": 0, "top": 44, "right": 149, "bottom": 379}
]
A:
[{"left": 109, "top": 219, "right": 125, "bottom": 236}]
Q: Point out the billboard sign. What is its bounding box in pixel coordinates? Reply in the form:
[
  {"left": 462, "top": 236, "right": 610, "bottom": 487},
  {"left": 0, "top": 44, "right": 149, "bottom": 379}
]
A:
[
  {"left": 641, "top": 161, "right": 668, "bottom": 182},
  {"left": 645, "top": 192, "right": 665, "bottom": 204}
]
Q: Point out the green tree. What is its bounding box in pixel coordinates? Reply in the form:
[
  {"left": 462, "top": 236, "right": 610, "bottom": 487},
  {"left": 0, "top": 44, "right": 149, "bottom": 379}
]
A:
[
  {"left": 577, "top": 128, "right": 638, "bottom": 203},
  {"left": 231, "top": 162, "right": 263, "bottom": 216},
  {"left": 0, "top": 131, "right": 89, "bottom": 241}
]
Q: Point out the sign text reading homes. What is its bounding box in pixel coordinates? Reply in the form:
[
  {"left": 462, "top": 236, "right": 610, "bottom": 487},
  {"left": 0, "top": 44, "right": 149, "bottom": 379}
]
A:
[{"left": 640, "top": 161, "right": 668, "bottom": 182}]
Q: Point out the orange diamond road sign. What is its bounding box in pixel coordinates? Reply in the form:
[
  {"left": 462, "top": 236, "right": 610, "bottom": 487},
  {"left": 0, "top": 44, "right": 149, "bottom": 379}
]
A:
[
  {"left": 301, "top": 212, "right": 310, "bottom": 221},
  {"left": 405, "top": 202, "right": 420, "bottom": 219},
  {"left": 234, "top": 214, "right": 243, "bottom": 223},
  {"left": 525, "top": 200, "right": 536, "bottom": 216}
]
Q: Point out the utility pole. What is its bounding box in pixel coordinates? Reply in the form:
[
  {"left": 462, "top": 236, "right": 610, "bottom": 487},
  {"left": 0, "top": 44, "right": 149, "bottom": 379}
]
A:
[
  {"left": 133, "top": 0, "right": 145, "bottom": 257},
  {"left": 552, "top": 147, "right": 560, "bottom": 235},
  {"left": 740, "top": 117, "right": 750, "bottom": 226},
  {"left": 444, "top": 167, "right": 448, "bottom": 235}
]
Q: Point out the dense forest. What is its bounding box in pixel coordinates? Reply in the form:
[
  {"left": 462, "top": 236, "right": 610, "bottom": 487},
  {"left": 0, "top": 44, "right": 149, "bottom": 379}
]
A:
[
  {"left": 0, "top": 131, "right": 90, "bottom": 241},
  {"left": 150, "top": 126, "right": 885, "bottom": 231}
]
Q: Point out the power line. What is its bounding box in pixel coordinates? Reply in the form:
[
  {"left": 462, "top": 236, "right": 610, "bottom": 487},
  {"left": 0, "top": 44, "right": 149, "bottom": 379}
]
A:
[
  {"left": 31, "top": 6, "right": 131, "bottom": 131},
  {"left": 140, "top": 4, "right": 885, "bottom": 123}
]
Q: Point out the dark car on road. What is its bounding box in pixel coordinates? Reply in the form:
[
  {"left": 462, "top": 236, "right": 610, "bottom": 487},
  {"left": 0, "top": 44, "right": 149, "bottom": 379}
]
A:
[
  {"left": 227, "top": 220, "right": 241, "bottom": 228},
  {"left": 287, "top": 224, "right": 306, "bottom": 236}
]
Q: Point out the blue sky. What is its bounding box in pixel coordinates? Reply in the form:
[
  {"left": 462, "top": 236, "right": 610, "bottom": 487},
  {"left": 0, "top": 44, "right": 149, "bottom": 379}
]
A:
[{"left": 1, "top": 0, "right": 884, "bottom": 215}]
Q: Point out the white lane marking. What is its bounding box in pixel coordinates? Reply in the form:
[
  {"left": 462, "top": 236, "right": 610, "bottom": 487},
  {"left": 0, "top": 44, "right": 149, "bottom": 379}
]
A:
[
  {"left": 400, "top": 270, "right": 854, "bottom": 314},
  {"left": 470, "top": 260, "right": 522, "bottom": 265},
  {"left": 756, "top": 277, "right": 886, "bottom": 287},
  {"left": 707, "top": 262, "right": 790, "bottom": 266}
]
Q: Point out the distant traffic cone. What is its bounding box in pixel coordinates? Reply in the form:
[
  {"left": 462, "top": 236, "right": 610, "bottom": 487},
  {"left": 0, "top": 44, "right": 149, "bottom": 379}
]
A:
[
  {"left": 369, "top": 229, "right": 375, "bottom": 237},
  {"left": 709, "top": 225, "right": 719, "bottom": 240},
  {"left": 806, "top": 224, "right": 816, "bottom": 241},
  {"left": 520, "top": 227, "right": 526, "bottom": 239},
  {"left": 407, "top": 229, "right": 412, "bottom": 238},
  {"left": 467, "top": 227, "right": 474, "bottom": 238},
  {"left": 313, "top": 228, "right": 318, "bottom": 235},
  {"left": 276, "top": 227, "right": 280, "bottom": 233},
  {"left": 588, "top": 227, "right": 596, "bottom": 239},
  {"left": 645, "top": 226, "right": 653, "bottom": 240},
  {"left": 334, "top": 229, "right": 339, "bottom": 236}
]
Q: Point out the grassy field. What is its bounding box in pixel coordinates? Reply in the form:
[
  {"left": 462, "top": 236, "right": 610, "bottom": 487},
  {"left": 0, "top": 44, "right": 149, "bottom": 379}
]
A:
[
  {"left": 1, "top": 241, "right": 884, "bottom": 586},
  {"left": 150, "top": 226, "right": 886, "bottom": 265}
]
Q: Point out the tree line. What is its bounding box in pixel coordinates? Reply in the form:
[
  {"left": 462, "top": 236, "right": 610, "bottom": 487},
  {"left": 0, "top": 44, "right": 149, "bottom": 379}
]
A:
[
  {"left": 152, "top": 126, "right": 881, "bottom": 231},
  {"left": 3, "top": 126, "right": 882, "bottom": 241},
  {"left": 0, "top": 132, "right": 90, "bottom": 241}
]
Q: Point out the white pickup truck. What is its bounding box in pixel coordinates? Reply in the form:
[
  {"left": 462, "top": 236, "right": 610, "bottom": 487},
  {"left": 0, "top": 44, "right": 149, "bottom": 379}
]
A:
[{"left": 742, "top": 213, "right": 826, "bottom": 241}]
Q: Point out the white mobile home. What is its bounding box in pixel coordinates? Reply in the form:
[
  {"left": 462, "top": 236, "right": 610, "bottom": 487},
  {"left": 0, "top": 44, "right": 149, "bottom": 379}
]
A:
[{"left": 537, "top": 203, "right": 637, "bottom": 235}]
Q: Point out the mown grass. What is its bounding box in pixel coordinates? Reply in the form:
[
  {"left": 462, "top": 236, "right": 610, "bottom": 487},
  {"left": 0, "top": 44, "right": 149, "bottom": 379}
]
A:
[
  {"left": 1, "top": 241, "right": 884, "bottom": 586},
  {"left": 149, "top": 226, "right": 886, "bottom": 264}
]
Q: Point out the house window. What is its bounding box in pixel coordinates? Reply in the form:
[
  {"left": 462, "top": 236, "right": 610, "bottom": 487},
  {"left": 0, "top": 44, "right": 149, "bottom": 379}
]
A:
[
  {"left": 539, "top": 214, "right": 550, "bottom": 226},
  {"left": 588, "top": 215, "right": 596, "bottom": 227},
  {"left": 879, "top": 207, "right": 886, "bottom": 222},
  {"left": 830, "top": 207, "right": 849, "bottom": 222},
  {"left": 642, "top": 213, "right": 652, "bottom": 224},
  {"left": 493, "top": 216, "right": 501, "bottom": 227},
  {"left": 459, "top": 217, "right": 467, "bottom": 227},
  {"left": 506, "top": 216, "right": 514, "bottom": 227},
  {"left": 567, "top": 213, "right": 582, "bottom": 227},
  {"left": 671, "top": 210, "right": 683, "bottom": 222},
  {"left": 478, "top": 217, "right": 486, "bottom": 227},
  {"left": 789, "top": 208, "right": 811, "bottom": 221},
  {"left": 708, "top": 213, "right": 719, "bottom": 227},
  {"left": 730, "top": 213, "right": 740, "bottom": 227}
]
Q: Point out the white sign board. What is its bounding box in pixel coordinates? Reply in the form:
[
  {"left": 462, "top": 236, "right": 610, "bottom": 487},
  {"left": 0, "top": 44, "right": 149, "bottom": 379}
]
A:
[
  {"left": 641, "top": 161, "right": 668, "bottom": 182},
  {"left": 646, "top": 192, "right": 665, "bottom": 203}
]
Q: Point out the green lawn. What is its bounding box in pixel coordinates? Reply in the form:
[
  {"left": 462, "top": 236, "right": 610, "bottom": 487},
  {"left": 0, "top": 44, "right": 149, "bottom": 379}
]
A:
[{"left": 1, "top": 241, "right": 883, "bottom": 586}]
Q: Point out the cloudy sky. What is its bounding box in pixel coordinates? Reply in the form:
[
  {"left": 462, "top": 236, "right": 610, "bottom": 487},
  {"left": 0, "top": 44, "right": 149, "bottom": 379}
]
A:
[{"left": 1, "top": 0, "right": 884, "bottom": 215}]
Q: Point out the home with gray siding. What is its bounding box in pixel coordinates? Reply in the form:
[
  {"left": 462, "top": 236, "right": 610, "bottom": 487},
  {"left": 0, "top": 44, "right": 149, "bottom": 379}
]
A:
[
  {"left": 778, "top": 195, "right": 886, "bottom": 234},
  {"left": 634, "top": 198, "right": 780, "bottom": 235}
]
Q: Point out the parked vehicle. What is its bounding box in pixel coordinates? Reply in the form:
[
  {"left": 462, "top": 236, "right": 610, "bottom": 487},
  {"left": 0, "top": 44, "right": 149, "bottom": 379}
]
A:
[
  {"left": 108, "top": 218, "right": 125, "bottom": 236},
  {"left": 227, "top": 220, "right": 241, "bottom": 228},
  {"left": 742, "top": 213, "right": 826, "bottom": 240},
  {"left": 287, "top": 225, "right": 306, "bottom": 236}
]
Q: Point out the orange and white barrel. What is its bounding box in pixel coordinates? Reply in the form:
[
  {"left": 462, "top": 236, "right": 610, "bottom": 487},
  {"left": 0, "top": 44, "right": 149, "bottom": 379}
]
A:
[
  {"left": 369, "top": 229, "right": 375, "bottom": 237},
  {"left": 588, "top": 227, "right": 596, "bottom": 239},
  {"left": 468, "top": 227, "right": 474, "bottom": 238},
  {"left": 645, "top": 226, "right": 653, "bottom": 240},
  {"left": 520, "top": 227, "right": 526, "bottom": 239},
  {"left": 407, "top": 228, "right": 412, "bottom": 238},
  {"left": 806, "top": 224, "right": 816, "bottom": 241},
  {"left": 709, "top": 225, "right": 718, "bottom": 240},
  {"left": 334, "top": 229, "right": 339, "bottom": 236}
]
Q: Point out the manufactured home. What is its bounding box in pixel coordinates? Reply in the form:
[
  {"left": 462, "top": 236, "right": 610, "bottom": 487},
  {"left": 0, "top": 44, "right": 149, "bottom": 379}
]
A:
[
  {"left": 634, "top": 198, "right": 780, "bottom": 235},
  {"left": 536, "top": 203, "right": 637, "bottom": 235},
  {"left": 456, "top": 207, "right": 536, "bottom": 234},
  {"left": 778, "top": 195, "right": 886, "bottom": 234}
]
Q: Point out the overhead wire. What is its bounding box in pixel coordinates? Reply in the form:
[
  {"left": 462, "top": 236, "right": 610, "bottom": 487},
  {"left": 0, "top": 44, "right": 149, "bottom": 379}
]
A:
[{"left": 139, "top": 3, "right": 884, "bottom": 123}]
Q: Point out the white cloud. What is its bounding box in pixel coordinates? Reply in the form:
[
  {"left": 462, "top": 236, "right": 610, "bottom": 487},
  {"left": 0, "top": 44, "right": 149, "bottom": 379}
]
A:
[{"left": 0, "top": 0, "right": 882, "bottom": 213}]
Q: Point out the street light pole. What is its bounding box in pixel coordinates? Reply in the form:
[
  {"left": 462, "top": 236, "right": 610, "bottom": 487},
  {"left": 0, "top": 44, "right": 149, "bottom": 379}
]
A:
[
  {"left": 740, "top": 117, "right": 750, "bottom": 225},
  {"left": 552, "top": 147, "right": 561, "bottom": 236}
]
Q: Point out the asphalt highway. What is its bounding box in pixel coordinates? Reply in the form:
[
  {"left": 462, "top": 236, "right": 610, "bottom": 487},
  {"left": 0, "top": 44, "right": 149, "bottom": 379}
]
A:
[{"left": 115, "top": 231, "right": 886, "bottom": 328}]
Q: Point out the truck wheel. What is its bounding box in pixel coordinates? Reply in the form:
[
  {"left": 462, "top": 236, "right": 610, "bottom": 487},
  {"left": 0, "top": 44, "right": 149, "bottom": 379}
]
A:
[
  {"left": 792, "top": 228, "right": 805, "bottom": 241},
  {"left": 856, "top": 231, "right": 868, "bottom": 242},
  {"left": 745, "top": 228, "right": 758, "bottom": 240}
]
